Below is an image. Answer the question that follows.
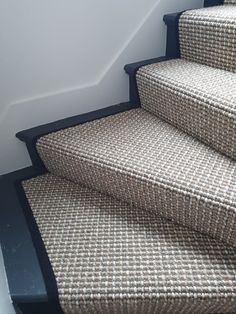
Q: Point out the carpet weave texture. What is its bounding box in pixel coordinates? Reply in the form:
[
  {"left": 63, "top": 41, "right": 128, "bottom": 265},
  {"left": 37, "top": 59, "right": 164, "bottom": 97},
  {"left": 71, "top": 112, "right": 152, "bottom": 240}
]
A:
[
  {"left": 22, "top": 173, "right": 236, "bottom": 314},
  {"left": 20, "top": 2, "right": 236, "bottom": 313},
  {"left": 137, "top": 59, "right": 236, "bottom": 160},
  {"left": 179, "top": 5, "right": 236, "bottom": 72},
  {"left": 37, "top": 109, "right": 236, "bottom": 248}
]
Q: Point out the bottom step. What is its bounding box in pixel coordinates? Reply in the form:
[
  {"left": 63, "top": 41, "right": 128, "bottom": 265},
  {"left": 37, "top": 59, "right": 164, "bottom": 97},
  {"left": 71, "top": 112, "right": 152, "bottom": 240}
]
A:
[{"left": 22, "top": 173, "right": 236, "bottom": 314}]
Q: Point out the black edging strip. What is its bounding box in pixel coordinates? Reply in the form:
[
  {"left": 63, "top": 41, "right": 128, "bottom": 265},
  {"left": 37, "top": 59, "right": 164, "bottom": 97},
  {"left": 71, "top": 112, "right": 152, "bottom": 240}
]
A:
[
  {"left": 16, "top": 102, "right": 137, "bottom": 172},
  {"left": 14, "top": 174, "right": 63, "bottom": 314},
  {"left": 1, "top": 167, "right": 47, "bottom": 309},
  {"left": 124, "top": 56, "right": 168, "bottom": 105},
  {"left": 163, "top": 12, "right": 183, "bottom": 59},
  {"left": 204, "top": 0, "right": 224, "bottom": 7}
]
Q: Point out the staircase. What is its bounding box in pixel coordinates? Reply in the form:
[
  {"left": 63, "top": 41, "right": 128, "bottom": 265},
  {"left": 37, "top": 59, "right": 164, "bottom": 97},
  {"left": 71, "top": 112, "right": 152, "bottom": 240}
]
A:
[{"left": 1, "top": 0, "right": 236, "bottom": 313}]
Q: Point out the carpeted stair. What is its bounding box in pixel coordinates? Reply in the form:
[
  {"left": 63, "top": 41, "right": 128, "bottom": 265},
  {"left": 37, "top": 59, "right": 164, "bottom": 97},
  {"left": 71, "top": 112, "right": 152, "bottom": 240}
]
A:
[
  {"left": 36, "top": 108, "right": 236, "bottom": 248},
  {"left": 17, "top": 1, "right": 236, "bottom": 313},
  {"left": 137, "top": 59, "right": 236, "bottom": 160},
  {"left": 179, "top": 5, "right": 236, "bottom": 72},
  {"left": 23, "top": 173, "right": 236, "bottom": 314}
]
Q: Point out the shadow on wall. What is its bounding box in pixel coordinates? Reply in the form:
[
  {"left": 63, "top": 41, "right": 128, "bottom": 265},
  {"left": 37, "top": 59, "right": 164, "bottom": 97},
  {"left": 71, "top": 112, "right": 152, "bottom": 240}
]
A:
[{"left": 0, "top": 0, "right": 203, "bottom": 175}]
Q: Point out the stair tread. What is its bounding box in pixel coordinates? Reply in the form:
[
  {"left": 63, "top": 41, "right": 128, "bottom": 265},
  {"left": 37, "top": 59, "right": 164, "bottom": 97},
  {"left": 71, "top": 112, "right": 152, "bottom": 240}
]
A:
[
  {"left": 137, "top": 58, "right": 236, "bottom": 160},
  {"left": 179, "top": 5, "right": 236, "bottom": 72},
  {"left": 37, "top": 108, "right": 236, "bottom": 247},
  {"left": 22, "top": 173, "right": 236, "bottom": 314}
]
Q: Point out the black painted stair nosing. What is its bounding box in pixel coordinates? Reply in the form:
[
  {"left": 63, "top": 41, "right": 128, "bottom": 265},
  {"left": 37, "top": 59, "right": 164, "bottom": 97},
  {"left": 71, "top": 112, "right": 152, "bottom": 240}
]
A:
[
  {"left": 204, "top": 0, "right": 224, "bottom": 7},
  {"left": 16, "top": 102, "right": 138, "bottom": 171},
  {"left": 0, "top": 167, "right": 63, "bottom": 314},
  {"left": 163, "top": 11, "right": 183, "bottom": 59},
  {"left": 124, "top": 56, "right": 168, "bottom": 105}
]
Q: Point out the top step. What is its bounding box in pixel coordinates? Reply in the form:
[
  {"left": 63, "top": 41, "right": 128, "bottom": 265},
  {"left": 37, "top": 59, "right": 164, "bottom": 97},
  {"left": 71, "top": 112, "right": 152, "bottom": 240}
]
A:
[{"left": 179, "top": 5, "right": 236, "bottom": 72}]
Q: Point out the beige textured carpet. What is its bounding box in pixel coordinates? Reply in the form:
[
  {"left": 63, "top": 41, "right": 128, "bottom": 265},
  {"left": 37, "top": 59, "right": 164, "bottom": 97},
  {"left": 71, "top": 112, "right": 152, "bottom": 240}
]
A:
[
  {"left": 179, "top": 5, "right": 236, "bottom": 72},
  {"left": 137, "top": 59, "right": 236, "bottom": 160},
  {"left": 23, "top": 173, "right": 236, "bottom": 314},
  {"left": 37, "top": 109, "right": 236, "bottom": 248},
  {"left": 22, "top": 1, "right": 236, "bottom": 312}
]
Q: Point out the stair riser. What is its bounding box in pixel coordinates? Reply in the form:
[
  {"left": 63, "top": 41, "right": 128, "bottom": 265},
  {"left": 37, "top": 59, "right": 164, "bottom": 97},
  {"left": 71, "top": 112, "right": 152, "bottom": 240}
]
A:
[
  {"left": 179, "top": 7, "right": 236, "bottom": 72},
  {"left": 137, "top": 65, "right": 236, "bottom": 161}
]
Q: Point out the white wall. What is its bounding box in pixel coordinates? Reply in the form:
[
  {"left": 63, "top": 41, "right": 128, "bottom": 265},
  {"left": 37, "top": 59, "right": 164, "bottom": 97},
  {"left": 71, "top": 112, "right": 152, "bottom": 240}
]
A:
[
  {"left": 0, "top": 247, "right": 16, "bottom": 314},
  {"left": 0, "top": 0, "right": 203, "bottom": 175}
]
